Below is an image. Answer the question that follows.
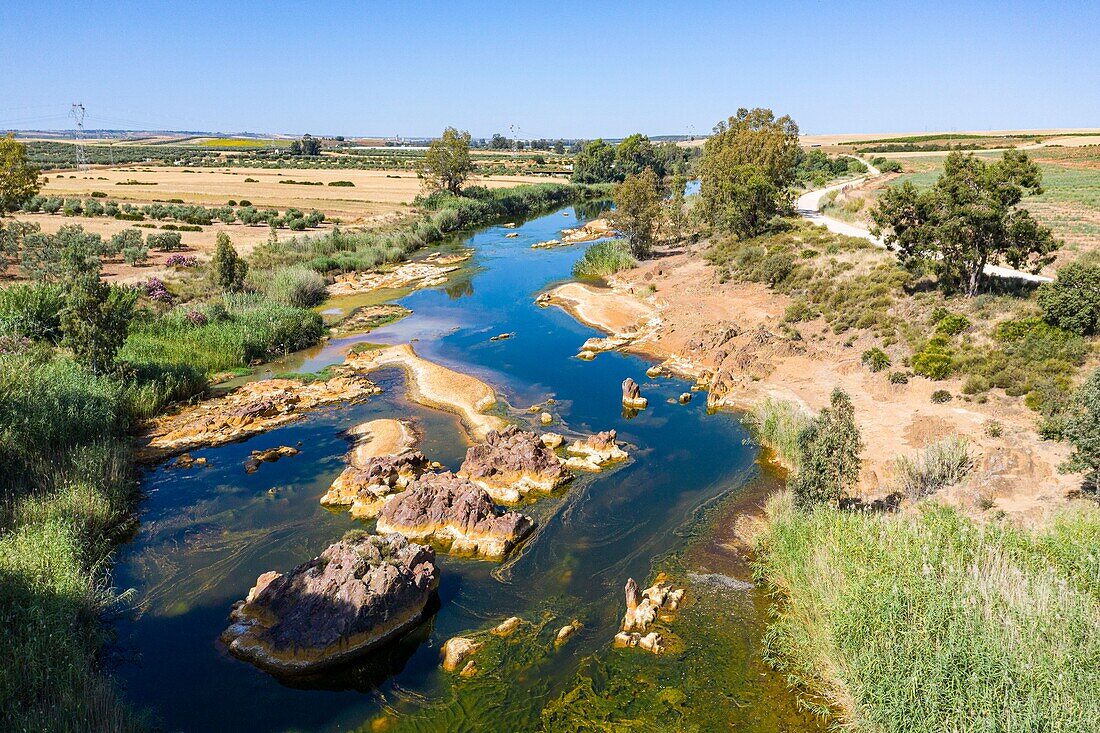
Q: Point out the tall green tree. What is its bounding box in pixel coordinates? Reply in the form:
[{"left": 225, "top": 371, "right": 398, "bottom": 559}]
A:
[
  {"left": 615, "top": 134, "right": 663, "bottom": 178},
  {"left": 60, "top": 276, "right": 137, "bottom": 374},
  {"left": 1061, "top": 368, "right": 1100, "bottom": 488},
  {"left": 570, "top": 139, "right": 618, "bottom": 184},
  {"left": 610, "top": 168, "right": 663, "bottom": 258},
  {"left": 791, "top": 388, "right": 863, "bottom": 509},
  {"left": 420, "top": 127, "right": 474, "bottom": 194},
  {"left": 871, "top": 150, "right": 1057, "bottom": 296},
  {"left": 1037, "top": 262, "right": 1100, "bottom": 335},
  {"left": 210, "top": 232, "right": 248, "bottom": 291},
  {"left": 0, "top": 133, "right": 41, "bottom": 214},
  {"left": 697, "top": 108, "right": 800, "bottom": 237}
]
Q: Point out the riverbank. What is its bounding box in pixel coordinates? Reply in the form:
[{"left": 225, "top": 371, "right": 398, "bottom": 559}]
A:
[{"left": 545, "top": 245, "right": 1078, "bottom": 526}]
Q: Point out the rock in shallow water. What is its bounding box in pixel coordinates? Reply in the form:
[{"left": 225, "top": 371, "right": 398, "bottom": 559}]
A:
[
  {"left": 376, "top": 472, "right": 535, "bottom": 561},
  {"left": 621, "top": 378, "right": 648, "bottom": 409},
  {"left": 458, "top": 425, "right": 570, "bottom": 503},
  {"left": 222, "top": 533, "right": 439, "bottom": 675},
  {"left": 441, "top": 636, "right": 482, "bottom": 672},
  {"left": 320, "top": 451, "right": 430, "bottom": 519},
  {"left": 564, "top": 430, "right": 629, "bottom": 472}
]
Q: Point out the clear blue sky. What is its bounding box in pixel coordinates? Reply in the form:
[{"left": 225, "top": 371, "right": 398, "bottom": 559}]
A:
[{"left": 2, "top": 0, "right": 1097, "bottom": 138}]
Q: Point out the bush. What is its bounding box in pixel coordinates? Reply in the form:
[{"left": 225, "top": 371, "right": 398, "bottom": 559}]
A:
[
  {"left": 1037, "top": 263, "right": 1100, "bottom": 336},
  {"left": 147, "top": 231, "right": 183, "bottom": 252},
  {"left": 328, "top": 180, "right": 355, "bottom": 187},
  {"left": 572, "top": 239, "right": 637, "bottom": 279},
  {"left": 210, "top": 232, "right": 247, "bottom": 291},
  {"left": 894, "top": 436, "right": 973, "bottom": 498},
  {"left": 912, "top": 336, "right": 953, "bottom": 379},
  {"left": 935, "top": 313, "right": 970, "bottom": 335},
  {"left": 265, "top": 266, "right": 327, "bottom": 308},
  {"left": 931, "top": 389, "right": 953, "bottom": 403},
  {"left": 985, "top": 420, "right": 1003, "bottom": 438},
  {"left": 107, "top": 228, "right": 143, "bottom": 258},
  {"left": 746, "top": 397, "right": 812, "bottom": 469},
  {"left": 861, "top": 347, "right": 890, "bottom": 372},
  {"left": 0, "top": 283, "right": 65, "bottom": 341},
  {"left": 790, "top": 389, "right": 862, "bottom": 509},
  {"left": 121, "top": 245, "right": 149, "bottom": 266}
]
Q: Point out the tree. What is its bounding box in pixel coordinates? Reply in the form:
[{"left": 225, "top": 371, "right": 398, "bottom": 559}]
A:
[
  {"left": 420, "top": 127, "right": 473, "bottom": 194},
  {"left": 0, "top": 133, "right": 41, "bottom": 214},
  {"left": 614, "top": 134, "right": 663, "bottom": 179},
  {"left": 21, "top": 224, "right": 100, "bottom": 282},
  {"left": 489, "top": 133, "right": 512, "bottom": 150},
  {"left": 571, "top": 139, "right": 618, "bottom": 184},
  {"left": 871, "top": 150, "right": 1058, "bottom": 297},
  {"left": 107, "top": 228, "right": 144, "bottom": 258},
  {"left": 1037, "top": 263, "right": 1100, "bottom": 336},
  {"left": 60, "top": 276, "right": 137, "bottom": 374},
  {"left": 553, "top": 140, "right": 565, "bottom": 155},
  {"left": 698, "top": 108, "right": 801, "bottom": 238},
  {"left": 790, "top": 388, "right": 863, "bottom": 509},
  {"left": 665, "top": 174, "right": 689, "bottom": 241},
  {"left": 301, "top": 134, "right": 322, "bottom": 155},
  {"left": 610, "top": 169, "right": 663, "bottom": 258},
  {"left": 1, "top": 219, "right": 37, "bottom": 273},
  {"left": 210, "top": 232, "right": 248, "bottom": 291},
  {"left": 1060, "top": 368, "right": 1100, "bottom": 488}
]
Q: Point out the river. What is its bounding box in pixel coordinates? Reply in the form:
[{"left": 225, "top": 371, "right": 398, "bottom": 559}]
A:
[{"left": 112, "top": 201, "right": 820, "bottom": 731}]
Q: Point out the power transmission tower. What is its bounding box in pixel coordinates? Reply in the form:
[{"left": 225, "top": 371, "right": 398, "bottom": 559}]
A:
[{"left": 70, "top": 103, "right": 88, "bottom": 169}]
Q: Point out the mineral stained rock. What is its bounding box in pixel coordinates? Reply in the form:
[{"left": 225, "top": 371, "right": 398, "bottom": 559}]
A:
[
  {"left": 320, "top": 451, "right": 430, "bottom": 519},
  {"left": 491, "top": 616, "right": 523, "bottom": 637},
  {"left": 563, "top": 430, "right": 629, "bottom": 472},
  {"left": 222, "top": 533, "right": 439, "bottom": 675},
  {"left": 376, "top": 472, "right": 535, "bottom": 561},
  {"left": 244, "top": 445, "right": 300, "bottom": 473},
  {"left": 555, "top": 620, "right": 582, "bottom": 647},
  {"left": 441, "top": 636, "right": 482, "bottom": 672},
  {"left": 458, "top": 426, "right": 570, "bottom": 503},
  {"left": 621, "top": 378, "right": 648, "bottom": 409},
  {"left": 615, "top": 576, "right": 684, "bottom": 655}
]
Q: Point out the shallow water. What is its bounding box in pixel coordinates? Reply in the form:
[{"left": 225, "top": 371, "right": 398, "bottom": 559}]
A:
[{"left": 113, "top": 205, "right": 819, "bottom": 731}]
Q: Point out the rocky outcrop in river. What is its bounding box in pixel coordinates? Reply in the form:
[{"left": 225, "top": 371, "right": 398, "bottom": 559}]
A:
[
  {"left": 376, "top": 472, "right": 535, "bottom": 561},
  {"left": 140, "top": 376, "right": 380, "bottom": 461},
  {"left": 321, "top": 452, "right": 430, "bottom": 518},
  {"left": 621, "top": 378, "right": 648, "bottom": 409},
  {"left": 563, "top": 430, "right": 629, "bottom": 472},
  {"left": 613, "top": 576, "right": 685, "bottom": 655},
  {"left": 458, "top": 425, "right": 570, "bottom": 503},
  {"left": 222, "top": 533, "right": 439, "bottom": 675}
]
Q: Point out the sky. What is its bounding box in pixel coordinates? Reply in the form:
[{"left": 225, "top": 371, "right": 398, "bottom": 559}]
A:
[{"left": 2, "top": 0, "right": 1098, "bottom": 139}]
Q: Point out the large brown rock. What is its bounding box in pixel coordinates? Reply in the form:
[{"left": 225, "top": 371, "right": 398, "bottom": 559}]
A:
[
  {"left": 622, "top": 378, "right": 648, "bottom": 409},
  {"left": 321, "top": 452, "right": 429, "bottom": 519},
  {"left": 376, "top": 472, "right": 534, "bottom": 561},
  {"left": 222, "top": 533, "right": 439, "bottom": 675},
  {"left": 458, "top": 425, "right": 570, "bottom": 503}
]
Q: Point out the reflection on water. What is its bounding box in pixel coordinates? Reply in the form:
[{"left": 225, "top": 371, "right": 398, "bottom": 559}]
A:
[{"left": 113, "top": 205, "right": 817, "bottom": 732}]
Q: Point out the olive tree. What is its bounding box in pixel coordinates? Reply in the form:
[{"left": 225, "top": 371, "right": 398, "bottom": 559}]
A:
[
  {"left": 871, "top": 150, "right": 1057, "bottom": 296},
  {"left": 420, "top": 127, "right": 473, "bottom": 194}
]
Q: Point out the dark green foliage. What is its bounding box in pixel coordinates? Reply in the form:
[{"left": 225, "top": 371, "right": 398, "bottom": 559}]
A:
[
  {"left": 614, "top": 133, "right": 664, "bottom": 178},
  {"left": 210, "top": 232, "right": 248, "bottom": 292},
  {"left": 1060, "top": 368, "right": 1100, "bottom": 486},
  {"left": 60, "top": 279, "right": 138, "bottom": 375},
  {"left": 1037, "top": 263, "right": 1100, "bottom": 335},
  {"left": 790, "top": 388, "right": 862, "bottom": 509},
  {"left": 861, "top": 347, "right": 891, "bottom": 372},
  {"left": 889, "top": 371, "right": 909, "bottom": 384},
  {"left": 571, "top": 139, "right": 619, "bottom": 184},
  {"left": 931, "top": 390, "right": 953, "bottom": 403},
  {"left": 871, "top": 150, "right": 1058, "bottom": 296},
  {"left": 0, "top": 282, "right": 64, "bottom": 341},
  {"left": 796, "top": 150, "right": 866, "bottom": 186}
]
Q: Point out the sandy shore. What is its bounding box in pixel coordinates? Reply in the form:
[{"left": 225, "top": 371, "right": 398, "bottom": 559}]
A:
[
  {"left": 345, "top": 343, "right": 506, "bottom": 441},
  {"left": 547, "top": 256, "right": 1077, "bottom": 526},
  {"left": 346, "top": 418, "right": 419, "bottom": 466}
]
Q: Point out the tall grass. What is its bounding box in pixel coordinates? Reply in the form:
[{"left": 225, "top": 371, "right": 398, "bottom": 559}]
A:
[
  {"left": 893, "top": 436, "right": 973, "bottom": 498},
  {"left": 260, "top": 265, "right": 328, "bottom": 308},
  {"left": 745, "top": 397, "right": 812, "bottom": 469},
  {"left": 572, "top": 239, "right": 636, "bottom": 279},
  {"left": 119, "top": 293, "right": 323, "bottom": 374},
  {"left": 754, "top": 492, "right": 1100, "bottom": 731}
]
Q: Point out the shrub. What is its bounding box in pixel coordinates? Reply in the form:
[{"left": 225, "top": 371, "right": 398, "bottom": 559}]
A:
[
  {"left": 894, "top": 436, "right": 973, "bottom": 498},
  {"left": 0, "top": 283, "right": 65, "bottom": 341},
  {"left": 912, "top": 336, "right": 953, "bottom": 379},
  {"left": 107, "top": 228, "right": 143, "bottom": 258},
  {"left": 328, "top": 180, "right": 355, "bottom": 187},
  {"left": 861, "top": 347, "right": 890, "bottom": 372},
  {"left": 164, "top": 254, "right": 197, "bottom": 268},
  {"left": 984, "top": 420, "right": 1003, "bottom": 438},
  {"left": 572, "top": 239, "right": 636, "bottom": 279},
  {"left": 210, "top": 232, "right": 247, "bottom": 292},
  {"left": 1060, "top": 368, "right": 1100, "bottom": 486},
  {"left": 1037, "top": 263, "right": 1100, "bottom": 336},
  {"left": 888, "top": 371, "right": 909, "bottom": 384},
  {"left": 935, "top": 313, "right": 970, "bottom": 335},
  {"left": 61, "top": 280, "right": 138, "bottom": 374},
  {"left": 265, "top": 266, "right": 327, "bottom": 308},
  {"left": 931, "top": 389, "right": 952, "bottom": 403},
  {"left": 790, "top": 389, "right": 862, "bottom": 509}
]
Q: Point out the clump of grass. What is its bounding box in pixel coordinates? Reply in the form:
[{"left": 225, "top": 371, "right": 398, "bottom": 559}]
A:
[
  {"left": 893, "top": 436, "right": 973, "bottom": 498},
  {"left": 119, "top": 293, "right": 323, "bottom": 374},
  {"left": 572, "top": 239, "right": 636, "bottom": 279},
  {"left": 745, "top": 397, "right": 813, "bottom": 469},
  {"left": 262, "top": 266, "right": 328, "bottom": 308},
  {"left": 755, "top": 493, "right": 1100, "bottom": 729}
]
